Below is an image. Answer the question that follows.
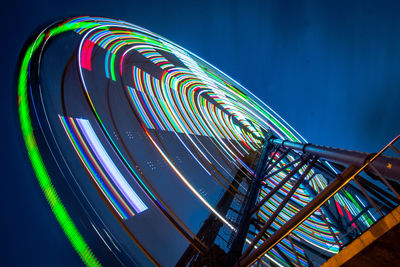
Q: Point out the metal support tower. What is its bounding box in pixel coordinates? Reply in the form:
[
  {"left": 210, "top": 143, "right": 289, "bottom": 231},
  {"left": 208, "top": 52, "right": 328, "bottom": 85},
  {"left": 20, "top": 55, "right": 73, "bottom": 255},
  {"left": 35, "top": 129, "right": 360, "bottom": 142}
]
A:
[
  {"left": 227, "top": 133, "right": 274, "bottom": 265},
  {"left": 234, "top": 135, "right": 400, "bottom": 266}
]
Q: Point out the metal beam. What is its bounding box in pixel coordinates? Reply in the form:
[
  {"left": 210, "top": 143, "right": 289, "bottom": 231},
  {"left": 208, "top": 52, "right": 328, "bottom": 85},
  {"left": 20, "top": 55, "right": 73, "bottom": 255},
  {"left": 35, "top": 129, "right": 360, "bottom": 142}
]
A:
[
  {"left": 357, "top": 176, "right": 400, "bottom": 206},
  {"left": 369, "top": 163, "right": 400, "bottom": 198},
  {"left": 271, "top": 139, "right": 400, "bottom": 179},
  {"left": 352, "top": 178, "right": 383, "bottom": 216},
  {"left": 262, "top": 144, "right": 282, "bottom": 174},
  {"left": 264, "top": 149, "right": 290, "bottom": 175},
  {"left": 264, "top": 157, "right": 303, "bottom": 179},
  {"left": 302, "top": 180, "right": 344, "bottom": 232}
]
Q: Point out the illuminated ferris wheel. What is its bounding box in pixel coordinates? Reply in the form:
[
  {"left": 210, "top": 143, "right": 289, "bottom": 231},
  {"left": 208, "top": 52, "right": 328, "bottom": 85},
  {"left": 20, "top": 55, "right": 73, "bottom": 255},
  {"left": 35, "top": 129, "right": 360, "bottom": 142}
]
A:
[{"left": 18, "top": 16, "right": 400, "bottom": 266}]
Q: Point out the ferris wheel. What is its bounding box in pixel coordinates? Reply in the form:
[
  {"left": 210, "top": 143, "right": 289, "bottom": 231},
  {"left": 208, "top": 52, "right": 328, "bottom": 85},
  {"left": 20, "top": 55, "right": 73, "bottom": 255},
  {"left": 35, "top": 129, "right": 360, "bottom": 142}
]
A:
[{"left": 18, "top": 16, "right": 400, "bottom": 266}]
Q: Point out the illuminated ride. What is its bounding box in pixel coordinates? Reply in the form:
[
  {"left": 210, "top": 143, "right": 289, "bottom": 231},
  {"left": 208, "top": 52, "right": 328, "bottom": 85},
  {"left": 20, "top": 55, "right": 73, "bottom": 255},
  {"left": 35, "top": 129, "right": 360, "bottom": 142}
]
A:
[{"left": 18, "top": 16, "right": 400, "bottom": 266}]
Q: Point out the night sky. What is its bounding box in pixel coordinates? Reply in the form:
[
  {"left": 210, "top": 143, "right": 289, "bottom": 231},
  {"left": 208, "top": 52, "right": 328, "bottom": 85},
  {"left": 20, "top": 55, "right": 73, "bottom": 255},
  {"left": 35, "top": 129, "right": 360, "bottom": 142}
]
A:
[{"left": 2, "top": 1, "right": 400, "bottom": 266}]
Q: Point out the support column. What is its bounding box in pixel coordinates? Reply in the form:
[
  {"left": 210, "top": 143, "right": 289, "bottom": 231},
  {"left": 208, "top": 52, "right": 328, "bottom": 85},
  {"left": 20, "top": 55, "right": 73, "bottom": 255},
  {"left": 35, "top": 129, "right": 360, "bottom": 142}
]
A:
[{"left": 227, "top": 137, "right": 274, "bottom": 265}]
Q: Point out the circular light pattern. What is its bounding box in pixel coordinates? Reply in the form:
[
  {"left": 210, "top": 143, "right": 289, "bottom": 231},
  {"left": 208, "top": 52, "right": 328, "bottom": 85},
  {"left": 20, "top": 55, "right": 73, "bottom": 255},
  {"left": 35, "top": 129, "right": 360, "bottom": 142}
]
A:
[{"left": 18, "top": 16, "right": 373, "bottom": 266}]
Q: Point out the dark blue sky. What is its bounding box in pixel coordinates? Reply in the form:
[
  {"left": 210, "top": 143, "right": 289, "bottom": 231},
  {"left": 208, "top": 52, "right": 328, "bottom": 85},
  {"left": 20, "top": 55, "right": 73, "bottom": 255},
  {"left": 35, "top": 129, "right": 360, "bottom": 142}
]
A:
[{"left": 2, "top": 0, "right": 400, "bottom": 266}]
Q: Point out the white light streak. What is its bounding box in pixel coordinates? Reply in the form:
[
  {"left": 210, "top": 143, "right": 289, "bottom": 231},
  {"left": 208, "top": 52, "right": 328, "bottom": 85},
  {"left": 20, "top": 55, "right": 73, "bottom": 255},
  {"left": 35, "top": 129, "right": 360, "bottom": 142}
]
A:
[{"left": 77, "top": 118, "right": 148, "bottom": 214}]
